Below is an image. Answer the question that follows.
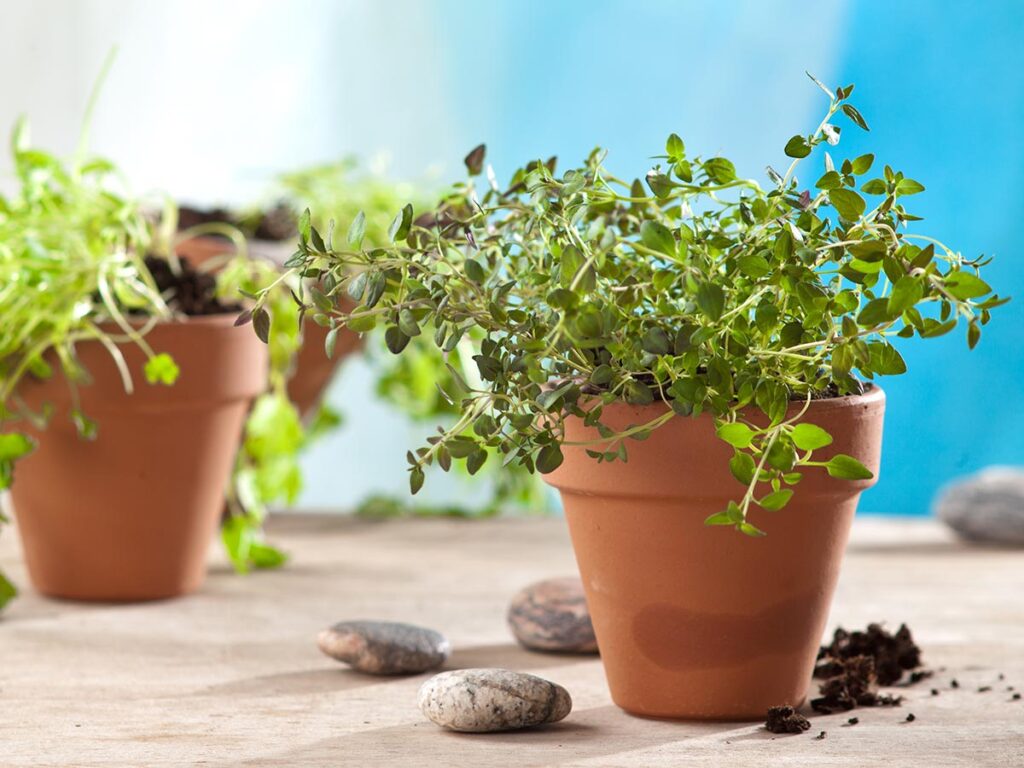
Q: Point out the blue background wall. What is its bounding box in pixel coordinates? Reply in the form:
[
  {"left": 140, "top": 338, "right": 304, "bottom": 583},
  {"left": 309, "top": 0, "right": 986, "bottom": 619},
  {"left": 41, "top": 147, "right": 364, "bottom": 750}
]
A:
[{"left": 2, "top": 0, "right": 1020, "bottom": 515}]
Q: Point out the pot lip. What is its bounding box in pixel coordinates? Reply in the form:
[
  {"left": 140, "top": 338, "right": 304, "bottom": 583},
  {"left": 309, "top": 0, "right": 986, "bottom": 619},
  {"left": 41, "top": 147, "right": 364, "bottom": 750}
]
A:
[
  {"left": 98, "top": 311, "right": 251, "bottom": 331},
  {"left": 587, "top": 382, "right": 885, "bottom": 418}
]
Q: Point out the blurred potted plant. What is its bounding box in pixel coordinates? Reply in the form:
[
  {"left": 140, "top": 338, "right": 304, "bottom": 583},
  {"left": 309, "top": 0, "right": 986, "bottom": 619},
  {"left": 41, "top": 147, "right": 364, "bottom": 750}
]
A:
[
  {"left": 255, "top": 78, "right": 1004, "bottom": 718},
  {"left": 0, "top": 117, "right": 267, "bottom": 603}
]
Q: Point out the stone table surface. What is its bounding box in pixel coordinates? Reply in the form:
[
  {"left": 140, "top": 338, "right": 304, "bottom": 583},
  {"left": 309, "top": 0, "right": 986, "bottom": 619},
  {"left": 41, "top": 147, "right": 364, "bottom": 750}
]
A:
[{"left": 1, "top": 514, "right": 1022, "bottom": 768}]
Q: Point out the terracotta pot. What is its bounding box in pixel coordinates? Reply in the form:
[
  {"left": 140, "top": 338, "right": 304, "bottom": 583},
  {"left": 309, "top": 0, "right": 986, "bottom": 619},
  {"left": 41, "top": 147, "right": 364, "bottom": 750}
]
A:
[
  {"left": 175, "top": 235, "right": 361, "bottom": 417},
  {"left": 10, "top": 315, "right": 268, "bottom": 601},
  {"left": 543, "top": 387, "right": 885, "bottom": 720}
]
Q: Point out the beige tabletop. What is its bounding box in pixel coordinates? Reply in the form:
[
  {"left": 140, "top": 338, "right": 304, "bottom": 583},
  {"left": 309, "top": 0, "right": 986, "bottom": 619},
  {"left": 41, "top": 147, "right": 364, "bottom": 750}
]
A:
[{"left": 1, "top": 513, "right": 1022, "bottom": 767}]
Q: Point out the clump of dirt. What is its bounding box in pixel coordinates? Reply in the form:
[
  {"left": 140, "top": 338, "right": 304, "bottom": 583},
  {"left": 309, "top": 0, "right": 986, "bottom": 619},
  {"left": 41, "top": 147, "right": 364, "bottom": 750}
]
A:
[
  {"left": 144, "top": 256, "right": 241, "bottom": 316},
  {"left": 811, "top": 655, "right": 904, "bottom": 714},
  {"left": 815, "top": 623, "right": 923, "bottom": 686},
  {"left": 765, "top": 705, "right": 811, "bottom": 734}
]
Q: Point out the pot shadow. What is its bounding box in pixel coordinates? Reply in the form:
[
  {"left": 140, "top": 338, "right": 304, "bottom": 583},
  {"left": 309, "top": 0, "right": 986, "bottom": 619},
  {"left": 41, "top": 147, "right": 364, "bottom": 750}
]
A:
[
  {"left": 445, "top": 642, "right": 600, "bottom": 672},
  {"left": 197, "top": 666, "right": 385, "bottom": 698},
  {"left": 224, "top": 704, "right": 749, "bottom": 767}
]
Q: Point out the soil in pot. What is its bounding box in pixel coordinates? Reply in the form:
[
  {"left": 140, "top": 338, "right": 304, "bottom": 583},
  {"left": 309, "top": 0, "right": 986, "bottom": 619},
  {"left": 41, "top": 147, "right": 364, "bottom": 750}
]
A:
[
  {"left": 172, "top": 227, "right": 360, "bottom": 419},
  {"left": 9, "top": 260, "right": 268, "bottom": 602},
  {"left": 542, "top": 387, "right": 886, "bottom": 720}
]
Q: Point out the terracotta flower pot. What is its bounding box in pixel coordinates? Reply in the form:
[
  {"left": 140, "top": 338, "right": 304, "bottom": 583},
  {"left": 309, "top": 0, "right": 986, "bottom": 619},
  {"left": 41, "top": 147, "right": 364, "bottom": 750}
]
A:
[
  {"left": 543, "top": 387, "right": 885, "bottom": 720},
  {"left": 10, "top": 315, "right": 268, "bottom": 601},
  {"left": 175, "top": 235, "right": 361, "bottom": 417}
]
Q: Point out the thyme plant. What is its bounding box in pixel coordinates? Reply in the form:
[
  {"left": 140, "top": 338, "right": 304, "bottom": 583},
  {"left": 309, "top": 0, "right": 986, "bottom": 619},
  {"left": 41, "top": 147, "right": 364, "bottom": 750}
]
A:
[{"left": 253, "top": 77, "right": 1004, "bottom": 536}]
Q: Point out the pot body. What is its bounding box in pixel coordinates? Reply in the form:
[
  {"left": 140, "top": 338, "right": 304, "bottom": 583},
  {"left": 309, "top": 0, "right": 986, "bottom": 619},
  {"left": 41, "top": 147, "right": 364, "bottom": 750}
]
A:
[
  {"left": 10, "top": 315, "right": 268, "bottom": 601},
  {"left": 175, "top": 235, "right": 361, "bottom": 418},
  {"left": 543, "top": 387, "right": 885, "bottom": 719}
]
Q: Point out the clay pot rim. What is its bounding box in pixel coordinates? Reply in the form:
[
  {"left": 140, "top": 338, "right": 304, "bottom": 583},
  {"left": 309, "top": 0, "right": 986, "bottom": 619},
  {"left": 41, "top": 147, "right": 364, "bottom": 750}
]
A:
[{"left": 582, "top": 381, "right": 884, "bottom": 418}]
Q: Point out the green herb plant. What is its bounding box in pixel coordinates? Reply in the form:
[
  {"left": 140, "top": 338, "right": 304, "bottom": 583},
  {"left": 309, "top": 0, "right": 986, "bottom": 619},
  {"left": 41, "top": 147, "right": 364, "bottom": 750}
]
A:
[
  {"left": 260, "top": 158, "right": 548, "bottom": 517},
  {"left": 252, "top": 76, "right": 1004, "bottom": 536},
  {"left": 0, "top": 113, "right": 178, "bottom": 609}
]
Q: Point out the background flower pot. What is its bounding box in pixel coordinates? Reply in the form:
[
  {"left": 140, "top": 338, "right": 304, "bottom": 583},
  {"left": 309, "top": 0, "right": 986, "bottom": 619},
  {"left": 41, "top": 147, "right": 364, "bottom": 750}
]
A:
[
  {"left": 543, "top": 387, "right": 885, "bottom": 720},
  {"left": 9, "top": 315, "right": 267, "bottom": 601},
  {"left": 175, "top": 235, "right": 361, "bottom": 417}
]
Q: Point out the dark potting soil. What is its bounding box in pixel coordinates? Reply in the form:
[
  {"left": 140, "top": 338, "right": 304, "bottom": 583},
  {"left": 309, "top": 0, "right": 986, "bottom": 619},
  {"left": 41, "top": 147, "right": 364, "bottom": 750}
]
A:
[
  {"left": 814, "top": 623, "right": 923, "bottom": 686},
  {"left": 177, "top": 203, "right": 297, "bottom": 243},
  {"left": 144, "top": 256, "right": 241, "bottom": 316},
  {"left": 765, "top": 705, "right": 811, "bottom": 734},
  {"left": 810, "top": 655, "right": 905, "bottom": 714}
]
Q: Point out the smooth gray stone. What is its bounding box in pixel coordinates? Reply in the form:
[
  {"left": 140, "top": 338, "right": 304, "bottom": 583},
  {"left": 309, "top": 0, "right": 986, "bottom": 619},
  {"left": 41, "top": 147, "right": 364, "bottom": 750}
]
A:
[
  {"left": 935, "top": 467, "right": 1024, "bottom": 545},
  {"left": 507, "top": 577, "right": 598, "bottom": 653},
  {"left": 317, "top": 620, "right": 450, "bottom": 675},
  {"left": 418, "top": 668, "right": 572, "bottom": 732}
]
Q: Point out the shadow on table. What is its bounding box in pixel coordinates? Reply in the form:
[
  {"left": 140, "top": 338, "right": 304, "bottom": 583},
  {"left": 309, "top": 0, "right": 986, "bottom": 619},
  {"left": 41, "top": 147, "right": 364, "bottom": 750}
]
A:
[
  {"left": 198, "top": 666, "right": 384, "bottom": 698},
  {"left": 230, "top": 704, "right": 754, "bottom": 767},
  {"left": 445, "top": 642, "right": 600, "bottom": 672}
]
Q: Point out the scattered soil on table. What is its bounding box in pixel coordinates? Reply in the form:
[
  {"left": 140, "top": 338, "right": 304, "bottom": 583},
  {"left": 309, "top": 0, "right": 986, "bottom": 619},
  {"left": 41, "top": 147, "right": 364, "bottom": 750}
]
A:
[
  {"left": 905, "top": 713, "right": 916, "bottom": 722},
  {"left": 846, "top": 717, "right": 859, "bottom": 726},
  {"left": 979, "top": 685, "right": 992, "bottom": 693},
  {"left": 815, "top": 623, "right": 923, "bottom": 686},
  {"left": 951, "top": 678, "right": 960, "bottom": 688},
  {"left": 811, "top": 655, "right": 904, "bottom": 714},
  {"left": 814, "top": 730, "right": 827, "bottom": 740},
  {"left": 145, "top": 256, "right": 241, "bottom": 316},
  {"left": 1013, "top": 693, "right": 1021, "bottom": 701},
  {"left": 765, "top": 705, "right": 811, "bottom": 734}
]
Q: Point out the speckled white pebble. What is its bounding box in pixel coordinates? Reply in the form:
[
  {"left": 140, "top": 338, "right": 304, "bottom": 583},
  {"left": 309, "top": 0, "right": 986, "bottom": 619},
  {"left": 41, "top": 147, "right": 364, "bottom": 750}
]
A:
[{"left": 418, "top": 668, "right": 572, "bottom": 732}]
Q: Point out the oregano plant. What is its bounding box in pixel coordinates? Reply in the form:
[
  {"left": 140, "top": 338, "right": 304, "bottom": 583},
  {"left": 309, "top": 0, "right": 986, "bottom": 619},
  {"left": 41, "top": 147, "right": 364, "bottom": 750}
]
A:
[{"left": 251, "top": 75, "right": 1005, "bottom": 536}]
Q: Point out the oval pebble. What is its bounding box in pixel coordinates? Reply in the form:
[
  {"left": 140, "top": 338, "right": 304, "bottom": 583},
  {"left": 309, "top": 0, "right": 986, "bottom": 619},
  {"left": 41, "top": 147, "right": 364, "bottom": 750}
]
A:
[
  {"left": 418, "top": 668, "right": 572, "bottom": 732},
  {"left": 507, "top": 577, "right": 598, "bottom": 653},
  {"left": 317, "top": 620, "right": 450, "bottom": 675},
  {"left": 935, "top": 467, "right": 1024, "bottom": 545}
]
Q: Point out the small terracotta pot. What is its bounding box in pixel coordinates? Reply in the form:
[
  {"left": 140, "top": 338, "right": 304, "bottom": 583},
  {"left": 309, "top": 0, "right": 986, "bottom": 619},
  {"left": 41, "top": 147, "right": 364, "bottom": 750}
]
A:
[
  {"left": 175, "top": 235, "right": 361, "bottom": 417},
  {"left": 10, "top": 315, "right": 268, "bottom": 601},
  {"left": 543, "top": 387, "right": 885, "bottom": 720}
]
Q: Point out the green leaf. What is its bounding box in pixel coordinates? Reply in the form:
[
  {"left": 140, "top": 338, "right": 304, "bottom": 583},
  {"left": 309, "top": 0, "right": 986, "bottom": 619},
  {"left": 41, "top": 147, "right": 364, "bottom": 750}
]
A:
[
  {"left": 666, "top": 133, "right": 685, "bottom": 159},
  {"left": 536, "top": 444, "right": 564, "bottom": 474},
  {"left": 729, "top": 451, "right": 756, "bottom": 485},
  {"left": 758, "top": 489, "right": 793, "bottom": 511},
  {"left": 815, "top": 171, "right": 843, "bottom": 190},
  {"left": 144, "top": 353, "right": 180, "bottom": 386},
  {"left": 944, "top": 271, "right": 992, "bottom": 300},
  {"left": 825, "top": 454, "right": 874, "bottom": 480},
  {"left": 887, "top": 275, "right": 924, "bottom": 316},
  {"left": 717, "top": 421, "right": 756, "bottom": 448},
  {"left": 0, "top": 569, "right": 16, "bottom": 610},
  {"left": 464, "top": 143, "right": 486, "bottom": 175},
  {"left": 739, "top": 522, "right": 767, "bottom": 537},
  {"left": 790, "top": 423, "right": 833, "bottom": 451},
  {"left": 857, "top": 297, "right": 893, "bottom": 326},
  {"left": 252, "top": 308, "right": 271, "bottom": 344},
  {"left": 850, "top": 154, "right": 874, "bottom": 175},
  {"left": 409, "top": 466, "right": 425, "bottom": 494},
  {"left": 784, "top": 135, "right": 812, "bottom": 158},
  {"left": 0, "top": 433, "right": 35, "bottom": 462},
  {"left": 704, "top": 157, "right": 736, "bottom": 184},
  {"left": 641, "top": 327, "right": 670, "bottom": 355},
  {"left": 696, "top": 282, "right": 725, "bottom": 321},
  {"left": 829, "top": 188, "right": 866, "bottom": 220},
  {"left": 347, "top": 211, "right": 366, "bottom": 247},
  {"left": 640, "top": 221, "right": 676, "bottom": 257},
  {"left": 842, "top": 103, "right": 870, "bottom": 131},
  {"left": 384, "top": 326, "right": 411, "bottom": 354},
  {"left": 895, "top": 178, "right": 925, "bottom": 196},
  {"left": 465, "top": 259, "right": 486, "bottom": 283},
  {"left": 868, "top": 341, "right": 907, "bottom": 375},
  {"left": 388, "top": 203, "right": 414, "bottom": 242},
  {"left": 398, "top": 308, "right": 421, "bottom": 337},
  {"left": 860, "top": 178, "right": 888, "bottom": 195}
]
